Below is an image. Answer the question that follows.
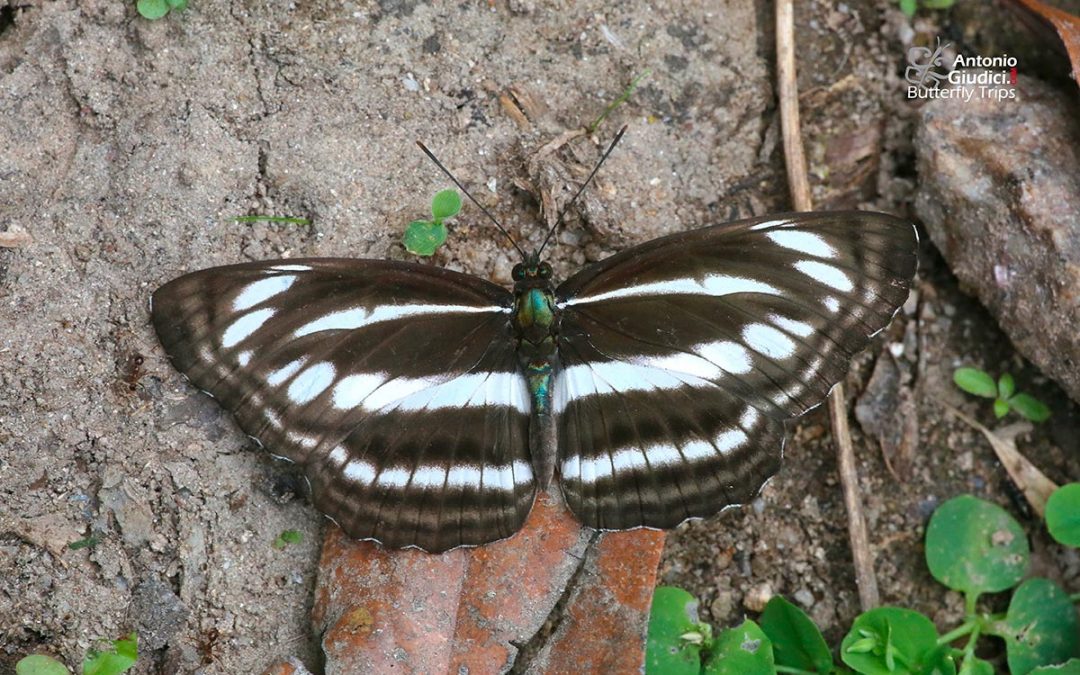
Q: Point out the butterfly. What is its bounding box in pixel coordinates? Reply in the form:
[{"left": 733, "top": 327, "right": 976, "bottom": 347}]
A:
[{"left": 151, "top": 130, "right": 918, "bottom": 553}]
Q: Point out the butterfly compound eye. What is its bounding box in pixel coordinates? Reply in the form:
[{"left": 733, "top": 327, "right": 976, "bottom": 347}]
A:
[
  {"left": 539, "top": 263, "right": 553, "bottom": 279},
  {"left": 512, "top": 264, "right": 525, "bottom": 280}
]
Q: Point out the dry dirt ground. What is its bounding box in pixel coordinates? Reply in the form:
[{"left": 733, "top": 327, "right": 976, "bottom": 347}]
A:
[{"left": 0, "top": 0, "right": 1077, "bottom": 673}]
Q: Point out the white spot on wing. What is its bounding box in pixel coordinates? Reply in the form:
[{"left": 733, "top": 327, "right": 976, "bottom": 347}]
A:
[
  {"left": 376, "top": 467, "right": 411, "bottom": 489},
  {"left": 767, "top": 231, "right": 837, "bottom": 258},
  {"left": 512, "top": 460, "right": 534, "bottom": 486},
  {"left": 768, "top": 314, "right": 814, "bottom": 337},
  {"left": 714, "top": 429, "right": 747, "bottom": 454},
  {"left": 328, "top": 445, "right": 349, "bottom": 465},
  {"left": 749, "top": 218, "right": 792, "bottom": 231},
  {"left": 743, "top": 323, "right": 797, "bottom": 360},
  {"left": 697, "top": 340, "right": 754, "bottom": 375},
  {"left": 447, "top": 465, "right": 482, "bottom": 490},
  {"left": 367, "top": 372, "right": 530, "bottom": 413},
  {"left": 795, "top": 260, "right": 853, "bottom": 291},
  {"left": 680, "top": 440, "right": 714, "bottom": 461},
  {"left": 645, "top": 443, "right": 684, "bottom": 468},
  {"left": 266, "top": 357, "right": 307, "bottom": 388},
  {"left": 344, "top": 459, "right": 376, "bottom": 485},
  {"left": 293, "top": 303, "right": 509, "bottom": 338},
  {"left": 554, "top": 359, "right": 717, "bottom": 414},
  {"left": 287, "top": 361, "right": 336, "bottom": 404},
  {"left": 233, "top": 275, "right": 296, "bottom": 312},
  {"left": 410, "top": 465, "right": 448, "bottom": 490},
  {"left": 611, "top": 448, "right": 647, "bottom": 473},
  {"left": 561, "top": 275, "right": 782, "bottom": 307},
  {"left": 332, "top": 373, "right": 387, "bottom": 409},
  {"left": 739, "top": 407, "right": 759, "bottom": 430},
  {"left": 221, "top": 308, "right": 275, "bottom": 348},
  {"left": 482, "top": 464, "right": 514, "bottom": 492},
  {"left": 236, "top": 350, "right": 253, "bottom": 367}
]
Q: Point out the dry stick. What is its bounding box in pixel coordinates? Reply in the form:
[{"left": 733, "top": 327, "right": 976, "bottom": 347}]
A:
[{"left": 775, "top": 0, "right": 880, "bottom": 611}]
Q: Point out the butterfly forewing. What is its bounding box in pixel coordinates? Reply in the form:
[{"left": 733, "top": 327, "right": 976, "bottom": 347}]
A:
[
  {"left": 151, "top": 259, "right": 535, "bottom": 552},
  {"left": 553, "top": 212, "right": 917, "bottom": 530}
]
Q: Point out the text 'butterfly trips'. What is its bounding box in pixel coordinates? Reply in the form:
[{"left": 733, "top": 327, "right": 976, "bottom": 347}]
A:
[{"left": 151, "top": 128, "right": 918, "bottom": 552}]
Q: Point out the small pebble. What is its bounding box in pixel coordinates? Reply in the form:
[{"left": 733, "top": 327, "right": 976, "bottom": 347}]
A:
[
  {"left": 743, "top": 583, "right": 773, "bottom": 612},
  {"left": 793, "top": 588, "right": 815, "bottom": 608}
]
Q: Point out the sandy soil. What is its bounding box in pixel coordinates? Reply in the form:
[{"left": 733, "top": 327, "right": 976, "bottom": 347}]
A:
[{"left": 1, "top": 0, "right": 1077, "bottom": 673}]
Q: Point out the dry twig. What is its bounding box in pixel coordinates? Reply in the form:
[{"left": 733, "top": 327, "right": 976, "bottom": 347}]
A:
[{"left": 775, "top": 0, "right": 880, "bottom": 611}]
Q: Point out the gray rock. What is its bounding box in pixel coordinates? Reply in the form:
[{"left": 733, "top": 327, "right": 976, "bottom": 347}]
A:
[
  {"left": 133, "top": 577, "right": 189, "bottom": 651},
  {"left": 914, "top": 76, "right": 1080, "bottom": 403}
]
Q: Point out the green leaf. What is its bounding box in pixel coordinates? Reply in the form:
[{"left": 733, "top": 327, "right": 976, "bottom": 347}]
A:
[
  {"left": 1000, "top": 578, "right": 1080, "bottom": 674},
  {"left": 1029, "top": 659, "right": 1080, "bottom": 674},
  {"left": 272, "top": 529, "right": 303, "bottom": 549},
  {"left": 165, "top": 0, "right": 188, "bottom": 9},
  {"left": 15, "top": 655, "right": 71, "bottom": 675},
  {"left": 997, "top": 373, "right": 1015, "bottom": 399},
  {"left": 899, "top": 0, "right": 918, "bottom": 16},
  {"left": 1046, "top": 483, "right": 1080, "bottom": 547},
  {"left": 136, "top": 0, "right": 170, "bottom": 20},
  {"left": 760, "top": 596, "right": 833, "bottom": 674},
  {"left": 646, "top": 587, "right": 704, "bottom": 675},
  {"left": 993, "top": 398, "right": 1010, "bottom": 419},
  {"left": 68, "top": 536, "right": 100, "bottom": 550},
  {"left": 1008, "top": 393, "right": 1051, "bottom": 423},
  {"left": 953, "top": 368, "right": 998, "bottom": 398},
  {"left": 702, "top": 619, "right": 774, "bottom": 675},
  {"left": 83, "top": 633, "right": 137, "bottom": 675},
  {"left": 922, "top": 0, "right": 956, "bottom": 8},
  {"left": 958, "top": 657, "right": 994, "bottom": 675},
  {"left": 402, "top": 220, "right": 448, "bottom": 257},
  {"left": 430, "top": 189, "right": 462, "bottom": 221},
  {"left": 925, "top": 495, "right": 1028, "bottom": 595},
  {"left": 841, "top": 607, "right": 955, "bottom": 675}
]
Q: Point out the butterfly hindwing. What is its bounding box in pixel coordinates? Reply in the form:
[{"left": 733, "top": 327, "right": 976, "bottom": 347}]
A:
[
  {"left": 151, "top": 258, "right": 535, "bottom": 552},
  {"left": 553, "top": 212, "right": 917, "bottom": 530}
]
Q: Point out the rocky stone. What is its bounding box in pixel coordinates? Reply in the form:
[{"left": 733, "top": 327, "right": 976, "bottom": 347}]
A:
[
  {"left": 743, "top": 583, "right": 774, "bottom": 612},
  {"left": 133, "top": 577, "right": 188, "bottom": 650},
  {"left": 915, "top": 76, "right": 1080, "bottom": 402}
]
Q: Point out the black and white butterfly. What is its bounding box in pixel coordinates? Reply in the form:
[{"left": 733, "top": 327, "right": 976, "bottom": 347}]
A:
[{"left": 151, "top": 132, "right": 917, "bottom": 553}]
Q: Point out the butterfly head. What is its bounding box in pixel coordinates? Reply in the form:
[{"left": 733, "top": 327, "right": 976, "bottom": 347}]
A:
[{"left": 511, "top": 254, "right": 554, "bottom": 290}]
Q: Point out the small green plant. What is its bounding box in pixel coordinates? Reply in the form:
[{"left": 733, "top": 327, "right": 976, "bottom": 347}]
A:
[
  {"left": 136, "top": 0, "right": 187, "bottom": 20},
  {"left": 272, "top": 529, "right": 303, "bottom": 549},
  {"left": 953, "top": 367, "right": 1051, "bottom": 423},
  {"left": 83, "top": 634, "right": 137, "bottom": 675},
  {"left": 67, "top": 535, "right": 100, "bottom": 550},
  {"left": 15, "top": 634, "right": 138, "bottom": 675},
  {"left": 15, "top": 655, "right": 70, "bottom": 675},
  {"left": 403, "top": 189, "right": 461, "bottom": 257},
  {"left": 588, "top": 69, "right": 651, "bottom": 135},
  {"left": 647, "top": 489, "right": 1080, "bottom": 674},
  {"left": 898, "top": 0, "right": 956, "bottom": 18}
]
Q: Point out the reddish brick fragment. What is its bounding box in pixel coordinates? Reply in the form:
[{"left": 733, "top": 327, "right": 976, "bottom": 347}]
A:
[{"left": 313, "top": 494, "right": 665, "bottom": 673}]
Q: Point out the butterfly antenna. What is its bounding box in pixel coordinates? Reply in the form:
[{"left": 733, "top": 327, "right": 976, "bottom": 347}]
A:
[
  {"left": 536, "top": 124, "right": 628, "bottom": 257},
  {"left": 416, "top": 141, "right": 526, "bottom": 259}
]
